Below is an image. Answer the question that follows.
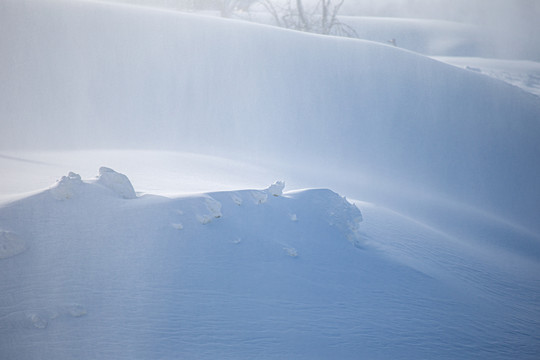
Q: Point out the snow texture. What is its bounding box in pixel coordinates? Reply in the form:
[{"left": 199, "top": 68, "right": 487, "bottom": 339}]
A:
[
  {"left": 266, "top": 181, "right": 285, "bottom": 197},
  {"left": 1, "top": 0, "right": 540, "bottom": 358},
  {"left": 1, "top": 168, "right": 539, "bottom": 359},
  {"left": 49, "top": 172, "right": 83, "bottom": 200},
  {"left": 95, "top": 167, "right": 137, "bottom": 199},
  {"left": 2, "top": 0, "right": 539, "bottom": 233},
  {"left": 0, "top": 230, "right": 27, "bottom": 259}
]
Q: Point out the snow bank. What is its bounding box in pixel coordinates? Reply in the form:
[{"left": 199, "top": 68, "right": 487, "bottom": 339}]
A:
[
  {"left": 0, "top": 169, "right": 375, "bottom": 359},
  {"left": 2, "top": 168, "right": 538, "bottom": 359},
  {"left": 2, "top": 0, "right": 540, "bottom": 232}
]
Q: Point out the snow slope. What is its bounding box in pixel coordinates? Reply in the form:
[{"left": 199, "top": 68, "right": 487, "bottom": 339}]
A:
[
  {"left": 342, "top": 16, "right": 483, "bottom": 57},
  {"left": 1, "top": 167, "right": 539, "bottom": 359},
  {"left": 2, "top": 0, "right": 540, "bottom": 234},
  {"left": 1, "top": 0, "right": 540, "bottom": 358},
  {"left": 433, "top": 56, "right": 540, "bottom": 97}
]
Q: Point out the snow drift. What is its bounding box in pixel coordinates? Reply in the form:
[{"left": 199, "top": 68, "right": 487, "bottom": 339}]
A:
[
  {"left": 0, "top": 168, "right": 370, "bottom": 359},
  {"left": 1, "top": 167, "right": 538, "bottom": 359},
  {"left": 1, "top": 1, "right": 540, "bottom": 358},
  {"left": 2, "top": 0, "right": 540, "bottom": 233}
]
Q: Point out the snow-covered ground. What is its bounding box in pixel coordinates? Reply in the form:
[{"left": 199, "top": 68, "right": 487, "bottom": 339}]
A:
[
  {"left": 2, "top": 162, "right": 539, "bottom": 359},
  {"left": 339, "top": 16, "right": 540, "bottom": 97},
  {"left": 342, "top": 16, "right": 483, "bottom": 56},
  {"left": 433, "top": 56, "right": 540, "bottom": 97},
  {"left": 1, "top": 0, "right": 540, "bottom": 358}
]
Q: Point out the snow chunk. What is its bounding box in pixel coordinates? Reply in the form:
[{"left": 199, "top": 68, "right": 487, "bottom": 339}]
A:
[
  {"left": 205, "top": 197, "right": 222, "bottom": 218},
  {"left": 284, "top": 247, "right": 298, "bottom": 257},
  {"left": 231, "top": 193, "right": 243, "bottom": 206},
  {"left": 96, "top": 167, "right": 136, "bottom": 199},
  {"left": 197, "top": 214, "right": 213, "bottom": 225},
  {"left": 64, "top": 303, "right": 87, "bottom": 318},
  {"left": 26, "top": 313, "right": 48, "bottom": 329},
  {"left": 232, "top": 237, "right": 242, "bottom": 244},
  {"left": 195, "top": 197, "right": 222, "bottom": 225},
  {"left": 266, "top": 181, "right": 285, "bottom": 197},
  {"left": 50, "top": 172, "right": 83, "bottom": 200},
  {"left": 289, "top": 189, "right": 364, "bottom": 248},
  {"left": 251, "top": 190, "right": 268, "bottom": 204},
  {"left": 172, "top": 223, "right": 184, "bottom": 230},
  {"left": 0, "top": 230, "right": 27, "bottom": 259},
  {"left": 250, "top": 181, "right": 284, "bottom": 203}
]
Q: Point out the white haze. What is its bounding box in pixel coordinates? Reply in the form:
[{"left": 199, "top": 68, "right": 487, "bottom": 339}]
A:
[
  {"left": 343, "top": 0, "right": 540, "bottom": 60},
  {"left": 1, "top": 1, "right": 540, "bottom": 358},
  {"left": 100, "top": 0, "right": 540, "bottom": 60}
]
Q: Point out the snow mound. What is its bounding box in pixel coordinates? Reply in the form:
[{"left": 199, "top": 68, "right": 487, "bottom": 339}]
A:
[
  {"left": 95, "top": 167, "right": 136, "bottom": 199},
  {"left": 0, "top": 230, "right": 27, "bottom": 259},
  {"left": 49, "top": 172, "right": 83, "bottom": 200}
]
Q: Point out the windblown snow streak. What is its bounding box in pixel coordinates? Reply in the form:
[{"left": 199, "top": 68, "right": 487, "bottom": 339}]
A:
[
  {"left": 1, "top": 0, "right": 540, "bottom": 358},
  {"left": 1, "top": 0, "right": 540, "bottom": 232}
]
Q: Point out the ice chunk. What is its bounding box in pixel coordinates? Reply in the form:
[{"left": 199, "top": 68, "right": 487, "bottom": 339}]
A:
[{"left": 96, "top": 167, "right": 136, "bottom": 199}]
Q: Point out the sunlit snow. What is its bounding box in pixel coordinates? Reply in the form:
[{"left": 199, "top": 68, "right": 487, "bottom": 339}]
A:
[{"left": 1, "top": 0, "right": 540, "bottom": 359}]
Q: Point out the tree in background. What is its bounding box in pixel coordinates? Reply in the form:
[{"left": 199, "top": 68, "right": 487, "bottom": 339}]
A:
[
  {"left": 181, "top": 0, "right": 256, "bottom": 17},
  {"left": 165, "top": 0, "right": 355, "bottom": 37},
  {"left": 256, "top": 0, "right": 357, "bottom": 37}
]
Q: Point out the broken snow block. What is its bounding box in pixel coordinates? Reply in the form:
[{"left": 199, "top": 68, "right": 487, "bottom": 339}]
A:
[{"left": 96, "top": 167, "right": 136, "bottom": 199}]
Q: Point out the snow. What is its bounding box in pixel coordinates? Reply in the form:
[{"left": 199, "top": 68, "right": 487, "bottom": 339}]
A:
[
  {"left": 1, "top": 166, "right": 539, "bottom": 359},
  {"left": 433, "top": 56, "right": 540, "bottom": 97},
  {"left": 3, "top": 0, "right": 540, "bottom": 235},
  {"left": 342, "top": 16, "right": 484, "bottom": 56},
  {"left": 49, "top": 171, "right": 84, "bottom": 200},
  {"left": 0, "top": 230, "right": 27, "bottom": 259},
  {"left": 1, "top": 0, "right": 540, "bottom": 358},
  {"left": 94, "top": 166, "right": 137, "bottom": 199}
]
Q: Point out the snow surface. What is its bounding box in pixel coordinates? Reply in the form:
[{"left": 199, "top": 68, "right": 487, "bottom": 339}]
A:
[
  {"left": 1, "top": 166, "right": 539, "bottom": 359},
  {"left": 1, "top": 0, "right": 540, "bottom": 358},
  {"left": 342, "top": 16, "right": 484, "bottom": 57},
  {"left": 2, "top": 0, "right": 540, "bottom": 233},
  {"left": 433, "top": 56, "right": 540, "bottom": 97}
]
